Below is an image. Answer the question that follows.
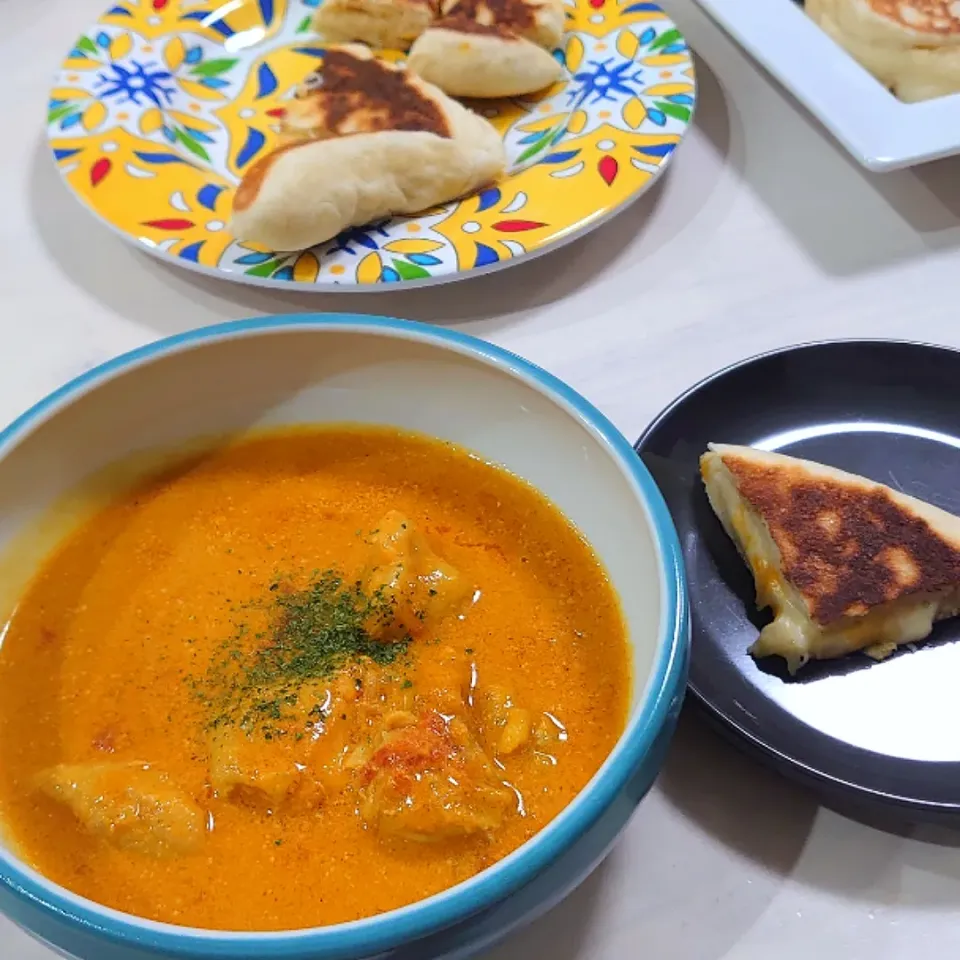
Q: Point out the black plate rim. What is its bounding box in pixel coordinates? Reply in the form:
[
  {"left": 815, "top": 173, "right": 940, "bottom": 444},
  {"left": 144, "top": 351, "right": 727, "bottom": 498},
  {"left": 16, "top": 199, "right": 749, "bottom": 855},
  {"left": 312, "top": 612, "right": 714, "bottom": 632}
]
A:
[
  {"left": 634, "top": 337, "right": 960, "bottom": 817},
  {"left": 637, "top": 336, "right": 960, "bottom": 449}
]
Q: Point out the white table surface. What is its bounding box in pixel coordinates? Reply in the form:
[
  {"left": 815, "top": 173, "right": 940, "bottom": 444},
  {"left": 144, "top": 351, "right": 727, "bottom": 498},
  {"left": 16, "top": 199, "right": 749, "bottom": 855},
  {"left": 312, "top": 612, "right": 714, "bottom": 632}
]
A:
[{"left": 7, "top": 0, "right": 960, "bottom": 957}]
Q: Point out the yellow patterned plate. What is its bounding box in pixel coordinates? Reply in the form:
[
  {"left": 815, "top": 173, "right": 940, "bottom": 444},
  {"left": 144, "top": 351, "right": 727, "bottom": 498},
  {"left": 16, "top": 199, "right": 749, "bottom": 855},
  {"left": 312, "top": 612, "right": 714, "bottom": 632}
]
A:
[{"left": 48, "top": 0, "right": 695, "bottom": 288}]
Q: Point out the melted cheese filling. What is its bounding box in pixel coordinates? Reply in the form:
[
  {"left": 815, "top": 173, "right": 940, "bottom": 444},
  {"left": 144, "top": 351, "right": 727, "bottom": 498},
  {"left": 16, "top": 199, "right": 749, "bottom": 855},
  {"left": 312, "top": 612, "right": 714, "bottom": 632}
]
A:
[{"left": 702, "top": 455, "right": 957, "bottom": 673}]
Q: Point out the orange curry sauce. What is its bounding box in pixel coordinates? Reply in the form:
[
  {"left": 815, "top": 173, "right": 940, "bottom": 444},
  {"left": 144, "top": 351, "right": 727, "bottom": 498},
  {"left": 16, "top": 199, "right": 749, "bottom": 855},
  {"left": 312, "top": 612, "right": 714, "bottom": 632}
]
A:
[{"left": 0, "top": 428, "right": 629, "bottom": 931}]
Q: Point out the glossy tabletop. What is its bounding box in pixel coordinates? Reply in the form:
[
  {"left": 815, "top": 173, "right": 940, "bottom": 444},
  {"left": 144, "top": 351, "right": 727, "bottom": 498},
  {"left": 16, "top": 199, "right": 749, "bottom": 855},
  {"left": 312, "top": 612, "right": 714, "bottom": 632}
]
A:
[{"left": 6, "top": 1, "right": 960, "bottom": 958}]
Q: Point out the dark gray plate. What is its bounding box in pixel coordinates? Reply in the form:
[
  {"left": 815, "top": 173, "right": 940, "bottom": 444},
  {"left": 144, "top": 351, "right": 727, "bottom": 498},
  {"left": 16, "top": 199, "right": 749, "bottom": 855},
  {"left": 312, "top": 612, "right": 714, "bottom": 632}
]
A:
[{"left": 635, "top": 340, "right": 960, "bottom": 821}]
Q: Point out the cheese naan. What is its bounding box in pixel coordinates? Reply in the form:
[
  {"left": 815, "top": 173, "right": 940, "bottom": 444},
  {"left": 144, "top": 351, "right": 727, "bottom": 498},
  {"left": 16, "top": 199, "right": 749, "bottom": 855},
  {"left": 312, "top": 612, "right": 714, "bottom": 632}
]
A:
[
  {"left": 701, "top": 443, "right": 960, "bottom": 672},
  {"left": 231, "top": 46, "right": 505, "bottom": 251}
]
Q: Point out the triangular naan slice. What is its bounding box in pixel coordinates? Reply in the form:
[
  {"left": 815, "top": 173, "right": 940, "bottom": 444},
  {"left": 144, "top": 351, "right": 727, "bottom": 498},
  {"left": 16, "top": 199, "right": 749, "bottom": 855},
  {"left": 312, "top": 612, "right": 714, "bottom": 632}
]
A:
[
  {"left": 231, "top": 46, "right": 504, "bottom": 251},
  {"left": 700, "top": 443, "right": 960, "bottom": 673}
]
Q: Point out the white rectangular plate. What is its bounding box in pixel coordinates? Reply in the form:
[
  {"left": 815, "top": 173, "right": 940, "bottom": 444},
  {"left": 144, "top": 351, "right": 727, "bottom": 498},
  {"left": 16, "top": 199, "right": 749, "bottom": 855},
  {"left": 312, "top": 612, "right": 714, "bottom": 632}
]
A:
[{"left": 694, "top": 0, "right": 960, "bottom": 171}]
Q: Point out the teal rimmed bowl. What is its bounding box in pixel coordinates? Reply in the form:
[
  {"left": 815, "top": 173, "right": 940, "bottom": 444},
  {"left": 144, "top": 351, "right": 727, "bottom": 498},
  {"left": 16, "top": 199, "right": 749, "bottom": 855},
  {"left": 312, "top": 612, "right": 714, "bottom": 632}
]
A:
[{"left": 0, "top": 315, "right": 688, "bottom": 960}]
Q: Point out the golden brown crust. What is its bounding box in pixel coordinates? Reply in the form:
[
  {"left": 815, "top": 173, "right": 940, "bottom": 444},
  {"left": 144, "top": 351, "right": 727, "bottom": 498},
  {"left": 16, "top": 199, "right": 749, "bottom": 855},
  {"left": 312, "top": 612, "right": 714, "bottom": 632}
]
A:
[
  {"left": 866, "top": 0, "right": 960, "bottom": 35},
  {"left": 434, "top": 14, "right": 517, "bottom": 35},
  {"left": 287, "top": 48, "right": 451, "bottom": 140},
  {"left": 443, "top": 0, "right": 536, "bottom": 32},
  {"left": 721, "top": 453, "right": 960, "bottom": 624},
  {"left": 232, "top": 141, "right": 305, "bottom": 213}
]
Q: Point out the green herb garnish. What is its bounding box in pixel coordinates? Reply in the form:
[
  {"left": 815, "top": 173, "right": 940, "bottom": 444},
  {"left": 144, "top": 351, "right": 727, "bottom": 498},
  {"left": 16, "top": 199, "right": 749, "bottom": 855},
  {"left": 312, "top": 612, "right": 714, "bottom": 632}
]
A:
[{"left": 197, "top": 571, "right": 410, "bottom": 734}]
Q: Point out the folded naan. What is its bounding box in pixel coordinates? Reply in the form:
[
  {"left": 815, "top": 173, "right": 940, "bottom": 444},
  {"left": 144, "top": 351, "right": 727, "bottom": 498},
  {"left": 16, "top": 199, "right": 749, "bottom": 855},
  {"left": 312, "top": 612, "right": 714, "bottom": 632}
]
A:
[
  {"left": 701, "top": 443, "right": 960, "bottom": 672},
  {"left": 231, "top": 46, "right": 505, "bottom": 251},
  {"left": 407, "top": 0, "right": 564, "bottom": 97},
  {"left": 312, "top": 0, "right": 438, "bottom": 51}
]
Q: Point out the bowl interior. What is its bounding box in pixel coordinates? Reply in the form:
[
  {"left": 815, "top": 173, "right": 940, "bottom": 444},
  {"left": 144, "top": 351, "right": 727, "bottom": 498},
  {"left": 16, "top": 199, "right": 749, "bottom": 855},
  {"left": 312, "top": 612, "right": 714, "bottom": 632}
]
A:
[
  {"left": 0, "top": 325, "right": 664, "bottom": 706},
  {"left": 0, "top": 320, "right": 671, "bottom": 952}
]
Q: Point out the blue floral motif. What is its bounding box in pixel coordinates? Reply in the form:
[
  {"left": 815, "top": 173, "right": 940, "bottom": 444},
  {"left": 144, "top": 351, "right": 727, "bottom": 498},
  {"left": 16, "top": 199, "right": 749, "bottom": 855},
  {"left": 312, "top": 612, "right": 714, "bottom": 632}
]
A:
[
  {"left": 95, "top": 61, "right": 175, "bottom": 107},
  {"left": 568, "top": 58, "right": 645, "bottom": 107}
]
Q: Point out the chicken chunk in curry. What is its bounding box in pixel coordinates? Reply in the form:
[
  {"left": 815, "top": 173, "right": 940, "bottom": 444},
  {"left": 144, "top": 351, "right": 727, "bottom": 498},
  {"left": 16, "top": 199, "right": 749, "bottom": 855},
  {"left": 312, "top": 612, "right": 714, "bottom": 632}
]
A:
[
  {"left": 36, "top": 761, "right": 204, "bottom": 857},
  {"left": 360, "top": 710, "right": 514, "bottom": 843},
  {"left": 363, "top": 510, "right": 472, "bottom": 640}
]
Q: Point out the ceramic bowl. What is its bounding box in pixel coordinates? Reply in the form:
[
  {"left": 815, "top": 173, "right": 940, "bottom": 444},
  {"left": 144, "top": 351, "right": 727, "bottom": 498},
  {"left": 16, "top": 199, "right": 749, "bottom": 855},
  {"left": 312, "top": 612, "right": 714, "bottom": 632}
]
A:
[{"left": 0, "top": 315, "right": 688, "bottom": 960}]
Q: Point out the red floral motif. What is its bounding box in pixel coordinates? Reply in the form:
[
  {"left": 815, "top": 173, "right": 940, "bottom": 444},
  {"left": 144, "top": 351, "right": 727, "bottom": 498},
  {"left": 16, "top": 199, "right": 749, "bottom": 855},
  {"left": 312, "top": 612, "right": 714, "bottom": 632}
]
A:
[
  {"left": 492, "top": 220, "right": 546, "bottom": 232},
  {"left": 589, "top": 0, "right": 605, "bottom": 9},
  {"left": 266, "top": 108, "right": 287, "bottom": 118},
  {"left": 141, "top": 218, "right": 195, "bottom": 230},
  {"left": 598, "top": 155, "right": 618, "bottom": 186},
  {"left": 90, "top": 157, "right": 112, "bottom": 187},
  {"left": 153, "top": 0, "right": 170, "bottom": 9}
]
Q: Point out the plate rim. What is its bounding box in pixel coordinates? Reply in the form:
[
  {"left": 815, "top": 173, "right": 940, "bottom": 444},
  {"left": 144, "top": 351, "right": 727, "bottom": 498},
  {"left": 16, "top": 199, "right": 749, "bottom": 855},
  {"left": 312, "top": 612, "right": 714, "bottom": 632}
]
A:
[
  {"left": 47, "top": 0, "right": 697, "bottom": 291},
  {"left": 637, "top": 337, "right": 960, "bottom": 448},
  {"left": 48, "top": 138, "right": 683, "bottom": 293},
  {"left": 635, "top": 336, "right": 960, "bottom": 818}
]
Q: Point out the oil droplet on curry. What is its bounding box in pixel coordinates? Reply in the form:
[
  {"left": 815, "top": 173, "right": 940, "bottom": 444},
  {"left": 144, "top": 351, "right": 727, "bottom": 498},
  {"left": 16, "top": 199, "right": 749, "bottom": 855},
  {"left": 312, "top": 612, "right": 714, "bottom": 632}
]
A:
[{"left": 0, "top": 428, "right": 630, "bottom": 931}]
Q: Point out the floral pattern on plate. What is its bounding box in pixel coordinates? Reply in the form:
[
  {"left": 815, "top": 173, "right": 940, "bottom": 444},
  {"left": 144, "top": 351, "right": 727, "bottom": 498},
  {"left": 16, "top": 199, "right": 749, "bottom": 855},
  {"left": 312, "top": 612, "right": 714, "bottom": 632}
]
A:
[{"left": 48, "top": 0, "right": 695, "bottom": 288}]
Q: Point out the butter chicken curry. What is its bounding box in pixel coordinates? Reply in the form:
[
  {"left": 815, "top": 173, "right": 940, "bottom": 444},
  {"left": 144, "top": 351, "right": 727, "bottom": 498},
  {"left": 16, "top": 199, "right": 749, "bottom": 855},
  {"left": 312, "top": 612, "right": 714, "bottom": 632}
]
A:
[{"left": 0, "top": 427, "right": 629, "bottom": 930}]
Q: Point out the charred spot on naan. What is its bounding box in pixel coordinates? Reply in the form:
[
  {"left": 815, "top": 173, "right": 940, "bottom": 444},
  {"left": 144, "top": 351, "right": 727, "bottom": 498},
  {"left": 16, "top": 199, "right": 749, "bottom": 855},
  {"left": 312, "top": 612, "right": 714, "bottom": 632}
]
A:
[
  {"left": 442, "top": 0, "right": 536, "bottom": 31},
  {"left": 437, "top": 0, "right": 563, "bottom": 46},
  {"left": 233, "top": 142, "right": 305, "bottom": 214},
  {"left": 282, "top": 47, "right": 452, "bottom": 141},
  {"left": 433, "top": 14, "right": 517, "bottom": 35},
  {"left": 865, "top": 0, "right": 960, "bottom": 35},
  {"left": 721, "top": 454, "right": 960, "bottom": 624}
]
